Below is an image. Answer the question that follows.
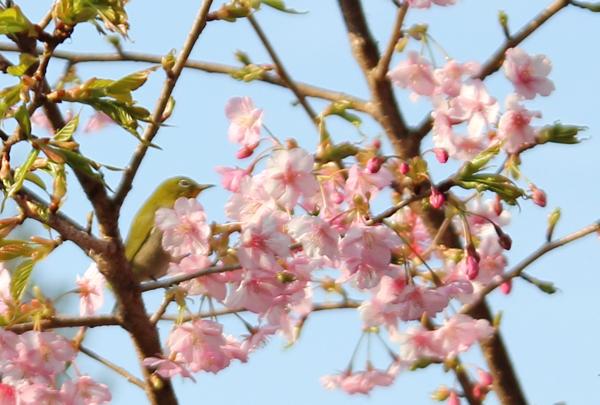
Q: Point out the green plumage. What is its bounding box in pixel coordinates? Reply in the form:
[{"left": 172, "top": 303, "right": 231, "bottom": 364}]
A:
[{"left": 124, "top": 176, "right": 212, "bottom": 281}]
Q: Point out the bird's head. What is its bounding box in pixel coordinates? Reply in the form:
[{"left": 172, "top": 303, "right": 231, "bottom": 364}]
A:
[{"left": 160, "top": 176, "right": 214, "bottom": 200}]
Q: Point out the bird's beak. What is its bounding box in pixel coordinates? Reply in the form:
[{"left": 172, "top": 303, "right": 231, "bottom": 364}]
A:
[{"left": 193, "top": 183, "right": 214, "bottom": 197}]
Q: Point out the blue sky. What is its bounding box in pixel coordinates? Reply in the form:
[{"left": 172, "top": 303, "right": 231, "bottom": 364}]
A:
[{"left": 3, "top": 1, "right": 600, "bottom": 404}]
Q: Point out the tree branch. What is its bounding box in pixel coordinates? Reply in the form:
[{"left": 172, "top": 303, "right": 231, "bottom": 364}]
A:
[
  {"left": 376, "top": 1, "right": 409, "bottom": 79},
  {"left": 141, "top": 264, "right": 241, "bottom": 292},
  {"left": 80, "top": 345, "right": 146, "bottom": 389},
  {"left": 6, "top": 315, "right": 120, "bottom": 333},
  {"left": 459, "top": 219, "right": 600, "bottom": 315},
  {"left": 247, "top": 14, "right": 319, "bottom": 125},
  {"left": 0, "top": 43, "right": 372, "bottom": 114}
]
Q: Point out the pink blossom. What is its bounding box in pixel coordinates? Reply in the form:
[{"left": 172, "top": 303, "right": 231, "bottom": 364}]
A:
[
  {"left": 14, "top": 382, "right": 60, "bottom": 405},
  {"left": 497, "top": 95, "right": 541, "bottom": 153},
  {"left": 0, "top": 383, "right": 16, "bottom": 405},
  {"left": 215, "top": 166, "right": 249, "bottom": 192},
  {"left": 433, "top": 148, "right": 449, "bottom": 163},
  {"left": 59, "top": 375, "right": 111, "bottom": 405},
  {"left": 166, "top": 320, "right": 244, "bottom": 374},
  {"left": 3, "top": 331, "right": 76, "bottom": 382},
  {"left": 287, "top": 215, "right": 339, "bottom": 260},
  {"left": 434, "top": 314, "right": 494, "bottom": 357},
  {"left": 399, "top": 162, "right": 410, "bottom": 175},
  {"left": 478, "top": 368, "right": 493, "bottom": 386},
  {"left": 434, "top": 60, "right": 480, "bottom": 97},
  {"left": 503, "top": 48, "right": 555, "bottom": 99},
  {"left": 432, "top": 100, "right": 488, "bottom": 160},
  {"left": 392, "top": 326, "right": 444, "bottom": 361},
  {"left": 321, "top": 368, "right": 395, "bottom": 395},
  {"left": 224, "top": 174, "right": 276, "bottom": 222},
  {"left": 450, "top": 80, "right": 499, "bottom": 137},
  {"left": 224, "top": 96, "right": 263, "bottom": 149},
  {"left": 237, "top": 209, "right": 291, "bottom": 272},
  {"left": 465, "top": 197, "right": 511, "bottom": 232},
  {"left": 500, "top": 279, "right": 512, "bottom": 295},
  {"left": 339, "top": 223, "right": 401, "bottom": 289},
  {"left": 366, "top": 156, "right": 384, "bottom": 173},
  {"left": 225, "top": 276, "right": 284, "bottom": 314},
  {"left": 263, "top": 147, "right": 319, "bottom": 210},
  {"left": 76, "top": 263, "right": 105, "bottom": 316},
  {"left": 168, "top": 254, "right": 226, "bottom": 301},
  {"left": 465, "top": 254, "right": 479, "bottom": 280},
  {"left": 345, "top": 164, "right": 393, "bottom": 202},
  {"left": 389, "top": 207, "right": 431, "bottom": 257},
  {"left": 142, "top": 357, "right": 196, "bottom": 381},
  {"left": 388, "top": 51, "right": 437, "bottom": 97},
  {"left": 156, "top": 197, "right": 211, "bottom": 257},
  {"left": 84, "top": 112, "right": 113, "bottom": 133}
]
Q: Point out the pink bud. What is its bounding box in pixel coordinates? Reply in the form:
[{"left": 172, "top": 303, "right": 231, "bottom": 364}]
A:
[
  {"left": 500, "top": 279, "right": 512, "bottom": 295},
  {"left": 429, "top": 187, "right": 445, "bottom": 209},
  {"left": 448, "top": 391, "right": 461, "bottom": 405},
  {"left": 366, "top": 156, "right": 383, "bottom": 173},
  {"left": 472, "top": 384, "right": 487, "bottom": 400},
  {"left": 466, "top": 254, "right": 479, "bottom": 280},
  {"left": 372, "top": 139, "right": 382, "bottom": 150},
  {"left": 478, "top": 369, "right": 493, "bottom": 386},
  {"left": 498, "top": 233, "right": 512, "bottom": 250},
  {"left": 399, "top": 162, "right": 410, "bottom": 175},
  {"left": 493, "top": 195, "right": 503, "bottom": 216},
  {"left": 236, "top": 144, "right": 256, "bottom": 159},
  {"left": 434, "top": 148, "right": 449, "bottom": 164},
  {"left": 529, "top": 184, "right": 547, "bottom": 207}
]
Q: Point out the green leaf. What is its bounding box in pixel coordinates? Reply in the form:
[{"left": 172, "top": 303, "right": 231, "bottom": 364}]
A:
[
  {"left": 25, "top": 172, "right": 47, "bottom": 191},
  {"left": 85, "top": 98, "right": 150, "bottom": 138},
  {"left": 0, "top": 85, "right": 23, "bottom": 119},
  {"left": 107, "top": 67, "right": 156, "bottom": 103},
  {"left": 7, "top": 148, "right": 39, "bottom": 199},
  {"left": 457, "top": 143, "right": 501, "bottom": 178},
  {"left": 54, "top": 115, "right": 80, "bottom": 142},
  {"left": 0, "top": 239, "right": 34, "bottom": 261},
  {"left": 261, "top": 0, "right": 307, "bottom": 14},
  {"left": 6, "top": 54, "right": 38, "bottom": 77},
  {"left": 10, "top": 259, "right": 35, "bottom": 301},
  {"left": 0, "top": 6, "right": 33, "bottom": 35},
  {"left": 456, "top": 173, "right": 524, "bottom": 205},
  {"left": 14, "top": 104, "right": 31, "bottom": 137}
]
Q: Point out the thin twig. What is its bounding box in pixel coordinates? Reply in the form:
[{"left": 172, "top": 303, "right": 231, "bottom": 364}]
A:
[
  {"left": 113, "top": 0, "right": 215, "bottom": 208},
  {"left": 459, "top": 219, "right": 600, "bottom": 315},
  {"left": 0, "top": 43, "right": 371, "bottom": 113},
  {"left": 6, "top": 315, "right": 120, "bottom": 333},
  {"left": 247, "top": 14, "right": 319, "bottom": 125},
  {"left": 141, "top": 264, "right": 241, "bottom": 292},
  {"left": 376, "top": 1, "right": 409, "bottom": 79},
  {"left": 80, "top": 345, "right": 146, "bottom": 389},
  {"left": 150, "top": 292, "right": 176, "bottom": 325}
]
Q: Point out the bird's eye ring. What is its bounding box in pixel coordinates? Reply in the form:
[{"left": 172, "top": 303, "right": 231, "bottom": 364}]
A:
[{"left": 178, "top": 179, "right": 192, "bottom": 188}]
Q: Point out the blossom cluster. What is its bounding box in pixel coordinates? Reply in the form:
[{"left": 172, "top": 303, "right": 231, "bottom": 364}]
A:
[{"left": 0, "top": 327, "right": 110, "bottom": 405}]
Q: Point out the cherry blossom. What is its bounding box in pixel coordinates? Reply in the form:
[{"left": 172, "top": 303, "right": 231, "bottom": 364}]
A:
[
  {"left": 76, "top": 263, "right": 106, "bottom": 316},
  {"left": 142, "top": 357, "right": 196, "bottom": 381},
  {"left": 345, "top": 164, "right": 393, "bottom": 202},
  {"left": 434, "top": 314, "right": 494, "bottom": 357},
  {"left": 263, "top": 147, "right": 319, "bottom": 210},
  {"left": 59, "top": 376, "right": 111, "bottom": 405},
  {"left": 225, "top": 96, "right": 263, "bottom": 151},
  {"left": 0, "top": 265, "right": 12, "bottom": 315},
  {"left": 166, "top": 320, "right": 245, "bottom": 374},
  {"left": 321, "top": 368, "right": 395, "bottom": 395},
  {"left": 434, "top": 60, "right": 480, "bottom": 97},
  {"left": 339, "top": 223, "right": 402, "bottom": 289},
  {"left": 83, "top": 111, "right": 113, "bottom": 133},
  {"left": 287, "top": 215, "right": 340, "bottom": 260},
  {"left": 215, "top": 166, "right": 249, "bottom": 192},
  {"left": 388, "top": 51, "right": 437, "bottom": 97},
  {"left": 156, "top": 197, "right": 211, "bottom": 257},
  {"left": 449, "top": 80, "right": 499, "bottom": 138},
  {"left": 503, "top": 47, "right": 555, "bottom": 99},
  {"left": 497, "top": 95, "right": 541, "bottom": 153},
  {"left": 167, "top": 254, "right": 227, "bottom": 301}
]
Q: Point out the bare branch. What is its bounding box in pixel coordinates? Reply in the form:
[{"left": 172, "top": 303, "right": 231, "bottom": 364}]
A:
[
  {"left": 247, "top": 14, "right": 319, "bottom": 125},
  {"left": 6, "top": 315, "right": 120, "bottom": 334},
  {"left": 376, "top": 1, "right": 409, "bottom": 79},
  {"left": 141, "top": 264, "right": 241, "bottom": 292},
  {"left": 460, "top": 219, "right": 600, "bottom": 315},
  {"left": 113, "top": 0, "right": 215, "bottom": 208},
  {"left": 80, "top": 346, "right": 146, "bottom": 389}
]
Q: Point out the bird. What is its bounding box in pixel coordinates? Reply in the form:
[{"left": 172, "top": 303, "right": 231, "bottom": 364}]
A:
[{"left": 124, "top": 176, "right": 213, "bottom": 282}]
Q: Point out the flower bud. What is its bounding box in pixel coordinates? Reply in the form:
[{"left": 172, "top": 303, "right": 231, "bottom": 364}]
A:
[
  {"left": 529, "top": 184, "right": 547, "bottom": 207},
  {"left": 399, "top": 162, "right": 410, "bottom": 175},
  {"left": 236, "top": 144, "right": 256, "bottom": 159},
  {"left": 429, "top": 187, "right": 445, "bottom": 209},
  {"left": 493, "top": 195, "right": 503, "bottom": 216},
  {"left": 433, "top": 148, "right": 449, "bottom": 164},
  {"left": 465, "top": 252, "right": 480, "bottom": 280},
  {"left": 478, "top": 369, "right": 493, "bottom": 386},
  {"left": 500, "top": 279, "right": 512, "bottom": 295},
  {"left": 366, "top": 156, "right": 383, "bottom": 173},
  {"left": 431, "top": 385, "right": 451, "bottom": 401},
  {"left": 448, "top": 391, "right": 461, "bottom": 405}
]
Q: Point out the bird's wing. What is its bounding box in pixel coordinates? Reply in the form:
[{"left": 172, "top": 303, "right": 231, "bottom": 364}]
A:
[{"left": 125, "top": 200, "right": 158, "bottom": 262}]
